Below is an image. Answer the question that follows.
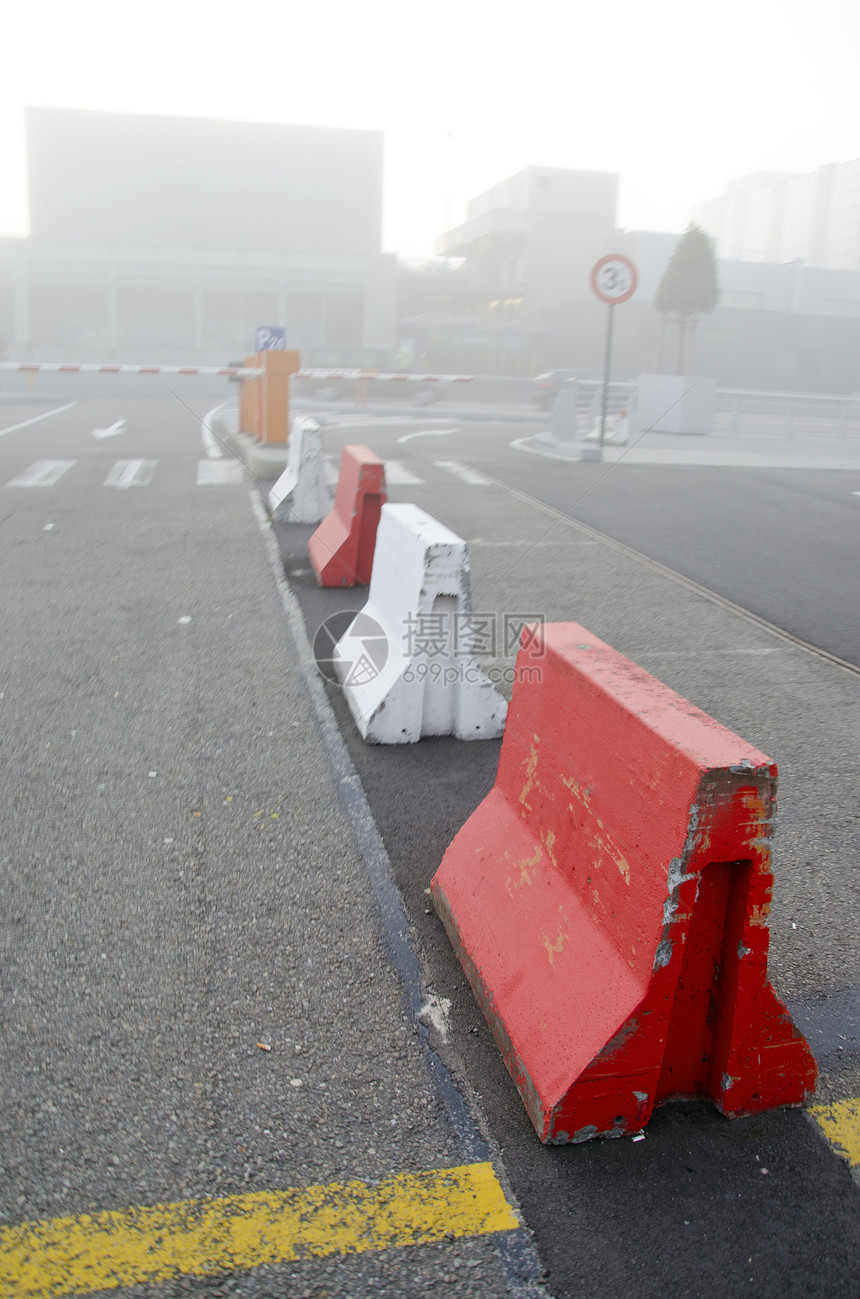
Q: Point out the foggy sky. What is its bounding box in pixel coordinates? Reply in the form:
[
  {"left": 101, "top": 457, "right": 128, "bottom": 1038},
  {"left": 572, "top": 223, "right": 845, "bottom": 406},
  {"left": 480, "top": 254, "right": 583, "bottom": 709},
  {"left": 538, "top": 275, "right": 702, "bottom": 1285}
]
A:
[{"left": 1, "top": 0, "right": 859, "bottom": 257}]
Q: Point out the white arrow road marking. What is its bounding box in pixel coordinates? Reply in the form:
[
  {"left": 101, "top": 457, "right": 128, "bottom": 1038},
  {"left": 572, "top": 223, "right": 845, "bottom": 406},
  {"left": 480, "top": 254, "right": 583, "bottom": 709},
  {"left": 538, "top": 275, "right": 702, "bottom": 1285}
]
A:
[
  {"left": 384, "top": 460, "right": 424, "bottom": 485},
  {"left": 434, "top": 459, "right": 490, "bottom": 486},
  {"left": 104, "top": 459, "right": 157, "bottom": 488},
  {"left": 201, "top": 406, "right": 225, "bottom": 459},
  {"left": 395, "top": 427, "right": 458, "bottom": 444},
  {"left": 7, "top": 459, "right": 75, "bottom": 487},
  {"left": 0, "top": 403, "right": 77, "bottom": 438},
  {"left": 196, "top": 460, "right": 243, "bottom": 485},
  {"left": 91, "top": 419, "right": 126, "bottom": 440}
]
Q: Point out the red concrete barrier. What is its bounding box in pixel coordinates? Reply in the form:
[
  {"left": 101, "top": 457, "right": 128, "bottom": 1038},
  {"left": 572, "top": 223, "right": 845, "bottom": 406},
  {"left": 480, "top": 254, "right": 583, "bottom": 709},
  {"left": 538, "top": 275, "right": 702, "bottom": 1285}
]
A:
[
  {"left": 307, "top": 446, "right": 386, "bottom": 587},
  {"left": 432, "top": 622, "right": 817, "bottom": 1143}
]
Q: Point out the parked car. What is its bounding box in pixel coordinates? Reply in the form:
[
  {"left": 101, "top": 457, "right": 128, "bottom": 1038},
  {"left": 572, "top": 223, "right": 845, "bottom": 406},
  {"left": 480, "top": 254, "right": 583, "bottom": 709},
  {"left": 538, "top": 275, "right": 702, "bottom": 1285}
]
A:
[{"left": 532, "top": 370, "right": 580, "bottom": 409}]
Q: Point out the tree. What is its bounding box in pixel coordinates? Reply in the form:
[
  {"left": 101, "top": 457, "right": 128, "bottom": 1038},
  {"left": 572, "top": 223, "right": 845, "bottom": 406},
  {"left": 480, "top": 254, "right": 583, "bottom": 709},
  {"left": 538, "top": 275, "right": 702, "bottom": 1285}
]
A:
[{"left": 655, "top": 224, "right": 719, "bottom": 374}]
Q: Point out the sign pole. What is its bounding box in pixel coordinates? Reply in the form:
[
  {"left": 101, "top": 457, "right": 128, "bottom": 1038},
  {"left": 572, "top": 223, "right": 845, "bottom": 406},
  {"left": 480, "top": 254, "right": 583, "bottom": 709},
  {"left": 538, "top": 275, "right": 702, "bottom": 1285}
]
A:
[
  {"left": 599, "top": 303, "right": 615, "bottom": 448},
  {"left": 589, "top": 254, "right": 638, "bottom": 459}
]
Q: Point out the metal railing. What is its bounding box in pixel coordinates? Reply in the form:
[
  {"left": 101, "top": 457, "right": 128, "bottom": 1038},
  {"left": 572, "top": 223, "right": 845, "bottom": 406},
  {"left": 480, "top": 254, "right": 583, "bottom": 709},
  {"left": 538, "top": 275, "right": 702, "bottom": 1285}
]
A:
[{"left": 714, "top": 388, "right": 860, "bottom": 437}]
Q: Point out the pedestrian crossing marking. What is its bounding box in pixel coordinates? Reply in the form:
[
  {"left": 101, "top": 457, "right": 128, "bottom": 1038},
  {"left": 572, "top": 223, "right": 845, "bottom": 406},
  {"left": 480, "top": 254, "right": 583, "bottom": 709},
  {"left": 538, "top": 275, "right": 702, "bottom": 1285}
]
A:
[
  {"left": 809, "top": 1097, "right": 860, "bottom": 1168},
  {"left": 0, "top": 1163, "right": 518, "bottom": 1297},
  {"left": 2, "top": 457, "right": 490, "bottom": 491},
  {"left": 4, "top": 460, "right": 245, "bottom": 489},
  {"left": 6, "top": 460, "right": 75, "bottom": 487},
  {"left": 384, "top": 459, "right": 424, "bottom": 485},
  {"left": 197, "top": 459, "right": 244, "bottom": 485},
  {"left": 434, "top": 459, "right": 490, "bottom": 486},
  {"left": 104, "top": 460, "right": 158, "bottom": 488}
]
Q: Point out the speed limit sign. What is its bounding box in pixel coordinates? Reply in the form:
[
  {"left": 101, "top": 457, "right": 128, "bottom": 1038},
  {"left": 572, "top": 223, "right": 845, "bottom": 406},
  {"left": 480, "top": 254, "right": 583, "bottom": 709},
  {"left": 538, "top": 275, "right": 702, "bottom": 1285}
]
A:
[{"left": 590, "top": 254, "right": 638, "bottom": 304}]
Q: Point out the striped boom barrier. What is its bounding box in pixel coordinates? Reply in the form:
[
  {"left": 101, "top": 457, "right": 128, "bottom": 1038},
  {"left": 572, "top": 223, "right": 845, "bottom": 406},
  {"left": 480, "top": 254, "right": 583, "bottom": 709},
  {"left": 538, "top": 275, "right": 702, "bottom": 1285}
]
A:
[
  {"left": 296, "top": 369, "right": 474, "bottom": 384},
  {"left": 0, "top": 360, "right": 475, "bottom": 444},
  {"left": 0, "top": 362, "right": 264, "bottom": 377},
  {"left": 0, "top": 364, "right": 473, "bottom": 383}
]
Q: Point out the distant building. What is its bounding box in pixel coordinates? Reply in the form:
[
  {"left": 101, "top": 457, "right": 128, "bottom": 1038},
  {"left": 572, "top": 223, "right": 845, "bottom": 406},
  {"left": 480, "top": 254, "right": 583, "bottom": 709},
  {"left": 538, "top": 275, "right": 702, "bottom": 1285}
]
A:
[
  {"left": 427, "top": 167, "right": 860, "bottom": 390},
  {"left": 419, "top": 166, "right": 619, "bottom": 375},
  {"left": 438, "top": 166, "right": 619, "bottom": 320},
  {"left": 614, "top": 229, "right": 860, "bottom": 390},
  {"left": 695, "top": 163, "right": 860, "bottom": 271},
  {"left": 0, "top": 107, "right": 396, "bottom": 362}
]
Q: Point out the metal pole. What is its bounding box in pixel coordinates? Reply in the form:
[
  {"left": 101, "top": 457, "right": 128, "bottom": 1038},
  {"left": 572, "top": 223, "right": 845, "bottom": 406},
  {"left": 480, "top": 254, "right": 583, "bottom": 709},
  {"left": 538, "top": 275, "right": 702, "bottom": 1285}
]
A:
[{"left": 600, "top": 303, "right": 615, "bottom": 447}]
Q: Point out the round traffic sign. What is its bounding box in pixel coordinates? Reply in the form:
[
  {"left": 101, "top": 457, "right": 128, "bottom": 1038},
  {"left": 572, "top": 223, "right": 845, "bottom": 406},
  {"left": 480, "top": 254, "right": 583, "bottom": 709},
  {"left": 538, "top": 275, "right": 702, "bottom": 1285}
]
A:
[{"left": 590, "top": 254, "right": 638, "bottom": 305}]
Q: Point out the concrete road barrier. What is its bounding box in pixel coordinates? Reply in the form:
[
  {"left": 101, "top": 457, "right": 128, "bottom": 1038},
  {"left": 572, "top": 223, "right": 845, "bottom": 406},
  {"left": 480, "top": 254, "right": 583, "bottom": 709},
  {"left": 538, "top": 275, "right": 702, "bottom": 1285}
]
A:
[
  {"left": 268, "top": 416, "right": 332, "bottom": 523},
  {"left": 432, "top": 622, "right": 817, "bottom": 1143},
  {"left": 334, "top": 504, "right": 507, "bottom": 743},
  {"left": 308, "top": 445, "right": 386, "bottom": 587}
]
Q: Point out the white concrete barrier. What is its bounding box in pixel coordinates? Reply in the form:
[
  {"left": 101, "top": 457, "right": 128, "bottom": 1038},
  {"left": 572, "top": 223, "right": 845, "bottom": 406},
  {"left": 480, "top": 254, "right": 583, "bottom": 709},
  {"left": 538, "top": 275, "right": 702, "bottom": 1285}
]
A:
[
  {"left": 584, "top": 412, "right": 630, "bottom": 445},
  {"left": 550, "top": 380, "right": 578, "bottom": 443},
  {"left": 268, "top": 416, "right": 332, "bottom": 522},
  {"left": 631, "top": 375, "right": 716, "bottom": 436},
  {"left": 334, "top": 504, "right": 507, "bottom": 744}
]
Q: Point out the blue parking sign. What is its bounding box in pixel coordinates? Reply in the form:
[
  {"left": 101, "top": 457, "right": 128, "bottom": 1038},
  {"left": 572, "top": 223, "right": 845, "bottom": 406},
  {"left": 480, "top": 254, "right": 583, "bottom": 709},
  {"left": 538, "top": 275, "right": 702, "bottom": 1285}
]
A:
[{"left": 255, "top": 327, "right": 286, "bottom": 351}]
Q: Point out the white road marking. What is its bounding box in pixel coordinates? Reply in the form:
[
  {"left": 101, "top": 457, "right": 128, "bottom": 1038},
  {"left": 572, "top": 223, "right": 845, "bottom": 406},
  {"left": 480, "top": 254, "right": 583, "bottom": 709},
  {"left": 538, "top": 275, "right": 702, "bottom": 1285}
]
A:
[
  {"left": 509, "top": 434, "right": 579, "bottom": 462},
  {"left": 396, "top": 428, "right": 458, "bottom": 444},
  {"left": 196, "top": 459, "right": 243, "bottom": 485},
  {"left": 636, "top": 648, "right": 783, "bottom": 659},
  {"left": 434, "top": 459, "right": 490, "bottom": 486},
  {"left": 7, "top": 460, "right": 75, "bottom": 487},
  {"left": 104, "top": 459, "right": 157, "bottom": 488},
  {"left": 201, "top": 405, "right": 225, "bottom": 459},
  {"left": 0, "top": 402, "right": 77, "bottom": 438},
  {"left": 91, "top": 419, "right": 126, "bottom": 440},
  {"left": 384, "top": 459, "right": 423, "bottom": 485},
  {"left": 469, "top": 538, "right": 597, "bottom": 547}
]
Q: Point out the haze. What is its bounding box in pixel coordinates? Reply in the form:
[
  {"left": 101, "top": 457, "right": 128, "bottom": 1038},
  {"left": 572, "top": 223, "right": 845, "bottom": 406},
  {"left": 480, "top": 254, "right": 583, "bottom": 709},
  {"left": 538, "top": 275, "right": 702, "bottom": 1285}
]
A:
[{"left": 2, "top": 0, "right": 859, "bottom": 256}]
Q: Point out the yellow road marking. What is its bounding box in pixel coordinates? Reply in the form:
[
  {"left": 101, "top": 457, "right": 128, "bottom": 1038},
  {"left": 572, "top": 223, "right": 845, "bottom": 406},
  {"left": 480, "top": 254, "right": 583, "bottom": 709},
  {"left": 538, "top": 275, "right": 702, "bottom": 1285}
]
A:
[
  {"left": 809, "top": 1098, "right": 860, "bottom": 1167},
  {"left": 0, "top": 1162, "right": 518, "bottom": 1298}
]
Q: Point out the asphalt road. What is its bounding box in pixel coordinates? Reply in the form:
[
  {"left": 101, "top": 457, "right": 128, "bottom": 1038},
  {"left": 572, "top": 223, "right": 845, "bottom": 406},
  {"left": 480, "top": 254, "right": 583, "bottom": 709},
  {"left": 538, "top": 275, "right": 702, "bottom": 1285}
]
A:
[
  {"left": 275, "top": 409, "right": 860, "bottom": 1296},
  {"left": 2, "top": 393, "right": 859, "bottom": 1298},
  {"left": 0, "top": 394, "right": 533, "bottom": 1298},
  {"left": 290, "top": 402, "right": 860, "bottom": 668},
  {"left": 495, "top": 459, "right": 860, "bottom": 669}
]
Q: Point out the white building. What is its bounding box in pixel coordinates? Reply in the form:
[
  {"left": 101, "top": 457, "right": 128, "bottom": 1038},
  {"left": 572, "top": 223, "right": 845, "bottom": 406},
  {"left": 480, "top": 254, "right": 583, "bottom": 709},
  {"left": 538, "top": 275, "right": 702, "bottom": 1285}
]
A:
[
  {"left": 695, "top": 163, "right": 860, "bottom": 272},
  {"left": 437, "top": 166, "right": 619, "bottom": 321},
  {"left": 0, "top": 108, "right": 396, "bottom": 362}
]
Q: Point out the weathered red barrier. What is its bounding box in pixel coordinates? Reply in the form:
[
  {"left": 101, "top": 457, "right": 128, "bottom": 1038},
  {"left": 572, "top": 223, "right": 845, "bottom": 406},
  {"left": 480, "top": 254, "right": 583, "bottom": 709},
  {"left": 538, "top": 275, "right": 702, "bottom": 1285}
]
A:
[
  {"left": 307, "top": 446, "right": 386, "bottom": 587},
  {"left": 432, "top": 622, "right": 817, "bottom": 1143}
]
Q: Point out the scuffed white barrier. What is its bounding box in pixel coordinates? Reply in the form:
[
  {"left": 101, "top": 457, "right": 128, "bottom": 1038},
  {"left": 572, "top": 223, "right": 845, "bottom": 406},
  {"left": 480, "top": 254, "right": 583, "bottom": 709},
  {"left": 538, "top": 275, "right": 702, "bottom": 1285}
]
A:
[
  {"left": 584, "top": 412, "right": 630, "bottom": 445},
  {"left": 334, "top": 504, "right": 507, "bottom": 744},
  {"left": 268, "top": 416, "right": 332, "bottom": 523}
]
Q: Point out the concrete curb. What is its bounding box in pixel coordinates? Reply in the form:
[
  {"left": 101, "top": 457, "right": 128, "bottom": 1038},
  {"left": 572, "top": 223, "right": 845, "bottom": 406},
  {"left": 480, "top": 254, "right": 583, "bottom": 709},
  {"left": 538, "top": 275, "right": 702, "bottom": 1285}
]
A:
[{"left": 228, "top": 429, "right": 291, "bottom": 481}]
